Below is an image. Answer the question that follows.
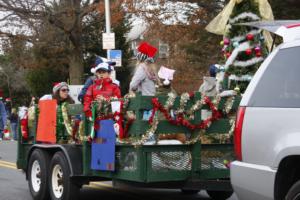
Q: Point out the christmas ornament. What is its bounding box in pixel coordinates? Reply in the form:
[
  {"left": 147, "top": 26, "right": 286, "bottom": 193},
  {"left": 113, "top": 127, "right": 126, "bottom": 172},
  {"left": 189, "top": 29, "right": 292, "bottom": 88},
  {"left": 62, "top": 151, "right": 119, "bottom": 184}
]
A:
[
  {"left": 245, "top": 48, "right": 252, "bottom": 56},
  {"left": 220, "top": 41, "right": 224, "bottom": 46},
  {"left": 256, "top": 51, "right": 262, "bottom": 57},
  {"left": 223, "top": 160, "right": 230, "bottom": 168},
  {"left": 224, "top": 38, "right": 230, "bottom": 45},
  {"left": 254, "top": 46, "right": 261, "bottom": 53},
  {"left": 246, "top": 34, "right": 254, "bottom": 41},
  {"left": 226, "top": 52, "right": 231, "bottom": 58}
]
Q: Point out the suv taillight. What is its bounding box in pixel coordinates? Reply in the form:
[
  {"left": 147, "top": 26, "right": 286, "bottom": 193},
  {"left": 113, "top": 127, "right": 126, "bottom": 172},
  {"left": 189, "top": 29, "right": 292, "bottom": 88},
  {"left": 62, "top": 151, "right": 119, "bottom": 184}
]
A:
[{"left": 234, "top": 106, "right": 246, "bottom": 161}]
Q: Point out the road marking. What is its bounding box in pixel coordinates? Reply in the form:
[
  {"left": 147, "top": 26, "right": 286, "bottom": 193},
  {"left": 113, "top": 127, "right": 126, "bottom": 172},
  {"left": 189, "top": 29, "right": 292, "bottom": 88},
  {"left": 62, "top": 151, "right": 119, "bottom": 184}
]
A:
[
  {"left": 90, "top": 181, "right": 113, "bottom": 188},
  {"left": 0, "top": 160, "right": 17, "bottom": 167},
  {"left": 0, "top": 163, "right": 17, "bottom": 170},
  {"left": 0, "top": 161, "right": 164, "bottom": 200}
]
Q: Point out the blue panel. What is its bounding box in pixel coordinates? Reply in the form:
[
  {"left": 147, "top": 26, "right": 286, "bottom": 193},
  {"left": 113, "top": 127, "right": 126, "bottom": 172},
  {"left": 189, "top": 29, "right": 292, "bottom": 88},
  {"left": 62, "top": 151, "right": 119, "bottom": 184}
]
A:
[{"left": 91, "top": 120, "right": 116, "bottom": 171}]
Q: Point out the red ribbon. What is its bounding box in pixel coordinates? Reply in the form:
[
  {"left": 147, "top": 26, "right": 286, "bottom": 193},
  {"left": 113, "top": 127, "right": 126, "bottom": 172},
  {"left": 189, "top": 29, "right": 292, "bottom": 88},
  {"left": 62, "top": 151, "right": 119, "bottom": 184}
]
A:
[{"left": 149, "top": 96, "right": 222, "bottom": 131}]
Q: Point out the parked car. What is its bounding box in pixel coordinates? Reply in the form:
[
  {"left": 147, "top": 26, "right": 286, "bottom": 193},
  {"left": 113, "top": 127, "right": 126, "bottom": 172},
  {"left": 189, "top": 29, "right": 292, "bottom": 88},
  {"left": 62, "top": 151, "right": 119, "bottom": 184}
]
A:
[{"left": 231, "top": 20, "right": 300, "bottom": 200}]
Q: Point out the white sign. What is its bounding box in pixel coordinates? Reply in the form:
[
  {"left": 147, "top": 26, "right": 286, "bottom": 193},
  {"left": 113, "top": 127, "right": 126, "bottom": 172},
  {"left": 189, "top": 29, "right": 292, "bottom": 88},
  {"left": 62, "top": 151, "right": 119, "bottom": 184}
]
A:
[
  {"left": 103, "top": 33, "right": 115, "bottom": 49},
  {"left": 111, "top": 101, "right": 121, "bottom": 113},
  {"left": 69, "top": 85, "right": 84, "bottom": 104}
]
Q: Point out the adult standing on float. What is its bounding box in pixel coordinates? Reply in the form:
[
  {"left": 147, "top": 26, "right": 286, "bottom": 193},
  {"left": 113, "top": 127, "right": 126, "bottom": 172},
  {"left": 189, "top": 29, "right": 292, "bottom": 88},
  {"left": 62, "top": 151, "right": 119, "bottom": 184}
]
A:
[{"left": 129, "top": 42, "right": 159, "bottom": 96}]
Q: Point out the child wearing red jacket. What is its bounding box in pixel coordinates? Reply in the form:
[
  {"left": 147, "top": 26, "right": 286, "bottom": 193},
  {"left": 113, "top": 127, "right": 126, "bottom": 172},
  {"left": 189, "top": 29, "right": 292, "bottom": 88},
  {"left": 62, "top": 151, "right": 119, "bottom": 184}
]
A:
[
  {"left": 83, "top": 62, "right": 122, "bottom": 139},
  {"left": 83, "top": 62, "right": 121, "bottom": 118}
]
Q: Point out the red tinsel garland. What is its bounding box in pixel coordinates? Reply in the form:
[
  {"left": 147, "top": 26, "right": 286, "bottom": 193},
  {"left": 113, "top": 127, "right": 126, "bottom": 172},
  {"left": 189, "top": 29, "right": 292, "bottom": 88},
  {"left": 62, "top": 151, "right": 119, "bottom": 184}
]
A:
[
  {"left": 149, "top": 95, "right": 222, "bottom": 131},
  {"left": 124, "top": 118, "right": 135, "bottom": 136}
]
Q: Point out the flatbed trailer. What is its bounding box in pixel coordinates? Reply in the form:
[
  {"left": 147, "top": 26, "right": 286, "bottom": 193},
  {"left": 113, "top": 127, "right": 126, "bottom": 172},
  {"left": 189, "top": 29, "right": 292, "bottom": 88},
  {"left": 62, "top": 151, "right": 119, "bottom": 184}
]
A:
[{"left": 16, "top": 92, "right": 240, "bottom": 200}]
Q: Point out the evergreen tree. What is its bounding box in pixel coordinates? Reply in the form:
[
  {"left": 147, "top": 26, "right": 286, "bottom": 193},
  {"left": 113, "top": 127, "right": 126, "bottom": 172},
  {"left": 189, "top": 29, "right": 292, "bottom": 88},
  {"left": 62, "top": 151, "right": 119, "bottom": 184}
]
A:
[{"left": 222, "top": 0, "right": 268, "bottom": 92}]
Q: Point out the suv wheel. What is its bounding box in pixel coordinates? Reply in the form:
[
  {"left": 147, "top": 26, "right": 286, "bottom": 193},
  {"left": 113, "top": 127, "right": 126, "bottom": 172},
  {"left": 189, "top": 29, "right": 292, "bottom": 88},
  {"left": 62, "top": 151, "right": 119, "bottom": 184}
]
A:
[{"left": 286, "top": 180, "right": 300, "bottom": 200}]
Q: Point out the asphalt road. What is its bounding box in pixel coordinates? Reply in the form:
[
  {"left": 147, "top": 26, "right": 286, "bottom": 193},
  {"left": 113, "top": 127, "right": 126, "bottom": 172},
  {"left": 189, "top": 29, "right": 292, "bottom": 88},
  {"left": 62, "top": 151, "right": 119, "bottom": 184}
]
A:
[{"left": 0, "top": 141, "right": 238, "bottom": 200}]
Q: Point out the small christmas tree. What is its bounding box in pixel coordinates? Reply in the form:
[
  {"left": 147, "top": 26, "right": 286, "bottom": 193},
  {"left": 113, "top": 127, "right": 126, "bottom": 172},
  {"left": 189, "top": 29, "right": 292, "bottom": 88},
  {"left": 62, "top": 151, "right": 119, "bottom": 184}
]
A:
[{"left": 221, "top": 1, "right": 269, "bottom": 92}]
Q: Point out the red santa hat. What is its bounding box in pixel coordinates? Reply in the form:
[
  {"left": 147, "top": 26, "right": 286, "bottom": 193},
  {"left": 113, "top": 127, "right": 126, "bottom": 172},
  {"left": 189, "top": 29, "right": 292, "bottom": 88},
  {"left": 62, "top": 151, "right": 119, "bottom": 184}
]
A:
[{"left": 136, "top": 42, "right": 157, "bottom": 63}]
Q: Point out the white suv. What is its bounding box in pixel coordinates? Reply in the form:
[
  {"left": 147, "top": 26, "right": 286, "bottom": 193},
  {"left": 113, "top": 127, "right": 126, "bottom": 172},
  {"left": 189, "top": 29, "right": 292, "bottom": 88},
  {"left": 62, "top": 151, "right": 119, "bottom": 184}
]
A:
[{"left": 231, "top": 21, "right": 300, "bottom": 200}]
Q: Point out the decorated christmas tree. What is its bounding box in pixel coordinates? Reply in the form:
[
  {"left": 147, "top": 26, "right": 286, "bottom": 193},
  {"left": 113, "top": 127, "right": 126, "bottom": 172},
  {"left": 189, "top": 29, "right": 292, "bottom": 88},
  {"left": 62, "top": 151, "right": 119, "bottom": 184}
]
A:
[{"left": 206, "top": 0, "right": 274, "bottom": 93}]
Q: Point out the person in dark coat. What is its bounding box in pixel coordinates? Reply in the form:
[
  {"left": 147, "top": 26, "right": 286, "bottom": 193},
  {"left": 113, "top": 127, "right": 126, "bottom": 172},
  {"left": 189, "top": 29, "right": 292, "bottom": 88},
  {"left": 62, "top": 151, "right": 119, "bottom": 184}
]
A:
[
  {"left": 0, "top": 97, "right": 7, "bottom": 141},
  {"left": 4, "top": 98, "right": 12, "bottom": 117},
  {"left": 9, "top": 108, "right": 18, "bottom": 141}
]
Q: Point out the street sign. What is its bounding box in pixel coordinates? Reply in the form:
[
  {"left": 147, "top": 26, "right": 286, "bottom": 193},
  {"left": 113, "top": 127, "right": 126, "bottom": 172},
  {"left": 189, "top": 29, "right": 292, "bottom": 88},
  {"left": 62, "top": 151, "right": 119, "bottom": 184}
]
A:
[
  {"left": 109, "top": 50, "right": 122, "bottom": 67},
  {"left": 102, "top": 33, "right": 115, "bottom": 49}
]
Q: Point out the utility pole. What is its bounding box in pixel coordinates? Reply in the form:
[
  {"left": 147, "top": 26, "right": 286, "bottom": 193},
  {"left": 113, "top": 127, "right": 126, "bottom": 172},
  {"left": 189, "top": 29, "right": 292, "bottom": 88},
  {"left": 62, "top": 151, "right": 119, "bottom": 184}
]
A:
[
  {"left": 104, "top": 0, "right": 116, "bottom": 80},
  {"left": 105, "top": 0, "right": 111, "bottom": 62},
  {"left": 105, "top": 0, "right": 111, "bottom": 34}
]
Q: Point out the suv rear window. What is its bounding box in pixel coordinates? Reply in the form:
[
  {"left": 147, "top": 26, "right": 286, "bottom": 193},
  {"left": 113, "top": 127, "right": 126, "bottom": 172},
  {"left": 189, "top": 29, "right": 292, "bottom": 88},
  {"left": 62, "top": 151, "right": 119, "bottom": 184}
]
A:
[{"left": 249, "top": 46, "right": 300, "bottom": 107}]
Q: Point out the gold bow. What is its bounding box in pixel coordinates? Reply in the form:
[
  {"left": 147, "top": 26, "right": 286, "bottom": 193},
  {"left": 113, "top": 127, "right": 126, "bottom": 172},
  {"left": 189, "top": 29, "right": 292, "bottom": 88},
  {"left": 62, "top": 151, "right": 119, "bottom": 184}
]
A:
[
  {"left": 205, "top": 0, "right": 274, "bottom": 50},
  {"left": 205, "top": 0, "right": 274, "bottom": 35}
]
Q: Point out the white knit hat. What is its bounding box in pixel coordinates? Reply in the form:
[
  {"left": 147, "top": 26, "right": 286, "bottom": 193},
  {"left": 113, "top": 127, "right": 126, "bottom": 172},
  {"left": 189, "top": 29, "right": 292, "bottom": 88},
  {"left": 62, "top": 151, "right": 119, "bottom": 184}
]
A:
[{"left": 91, "top": 62, "right": 114, "bottom": 74}]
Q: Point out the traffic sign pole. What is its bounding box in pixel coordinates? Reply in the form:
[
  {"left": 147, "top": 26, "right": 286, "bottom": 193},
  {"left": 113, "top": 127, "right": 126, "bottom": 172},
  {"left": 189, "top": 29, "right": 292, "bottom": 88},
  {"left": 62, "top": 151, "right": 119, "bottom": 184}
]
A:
[
  {"left": 105, "top": 0, "right": 111, "bottom": 60},
  {"left": 104, "top": 0, "right": 116, "bottom": 81}
]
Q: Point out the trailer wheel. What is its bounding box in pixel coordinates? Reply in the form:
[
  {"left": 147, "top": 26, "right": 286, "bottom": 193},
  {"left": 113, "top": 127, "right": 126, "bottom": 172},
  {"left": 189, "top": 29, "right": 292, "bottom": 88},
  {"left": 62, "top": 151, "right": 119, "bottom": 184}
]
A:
[
  {"left": 206, "top": 190, "right": 233, "bottom": 200},
  {"left": 28, "top": 149, "right": 51, "bottom": 200},
  {"left": 49, "top": 151, "right": 80, "bottom": 200},
  {"left": 181, "top": 189, "right": 200, "bottom": 195}
]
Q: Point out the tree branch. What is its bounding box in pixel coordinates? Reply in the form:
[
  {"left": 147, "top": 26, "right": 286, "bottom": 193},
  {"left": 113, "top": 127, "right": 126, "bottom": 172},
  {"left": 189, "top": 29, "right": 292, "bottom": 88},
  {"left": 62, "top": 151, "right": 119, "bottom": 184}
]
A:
[{"left": 0, "top": 30, "right": 32, "bottom": 42}]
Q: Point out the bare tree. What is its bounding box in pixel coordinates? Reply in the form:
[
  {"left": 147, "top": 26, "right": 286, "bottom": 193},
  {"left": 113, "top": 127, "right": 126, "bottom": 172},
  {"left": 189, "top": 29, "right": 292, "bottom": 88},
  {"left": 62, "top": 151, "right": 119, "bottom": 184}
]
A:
[{"left": 0, "top": 0, "right": 100, "bottom": 84}]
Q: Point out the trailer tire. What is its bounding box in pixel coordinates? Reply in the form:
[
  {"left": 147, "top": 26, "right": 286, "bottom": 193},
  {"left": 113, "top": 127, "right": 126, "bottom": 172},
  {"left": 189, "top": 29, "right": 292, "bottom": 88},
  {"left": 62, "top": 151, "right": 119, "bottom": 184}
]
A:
[
  {"left": 28, "top": 149, "right": 51, "bottom": 200},
  {"left": 206, "top": 190, "right": 233, "bottom": 200},
  {"left": 49, "top": 151, "right": 80, "bottom": 200},
  {"left": 181, "top": 189, "right": 200, "bottom": 195}
]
